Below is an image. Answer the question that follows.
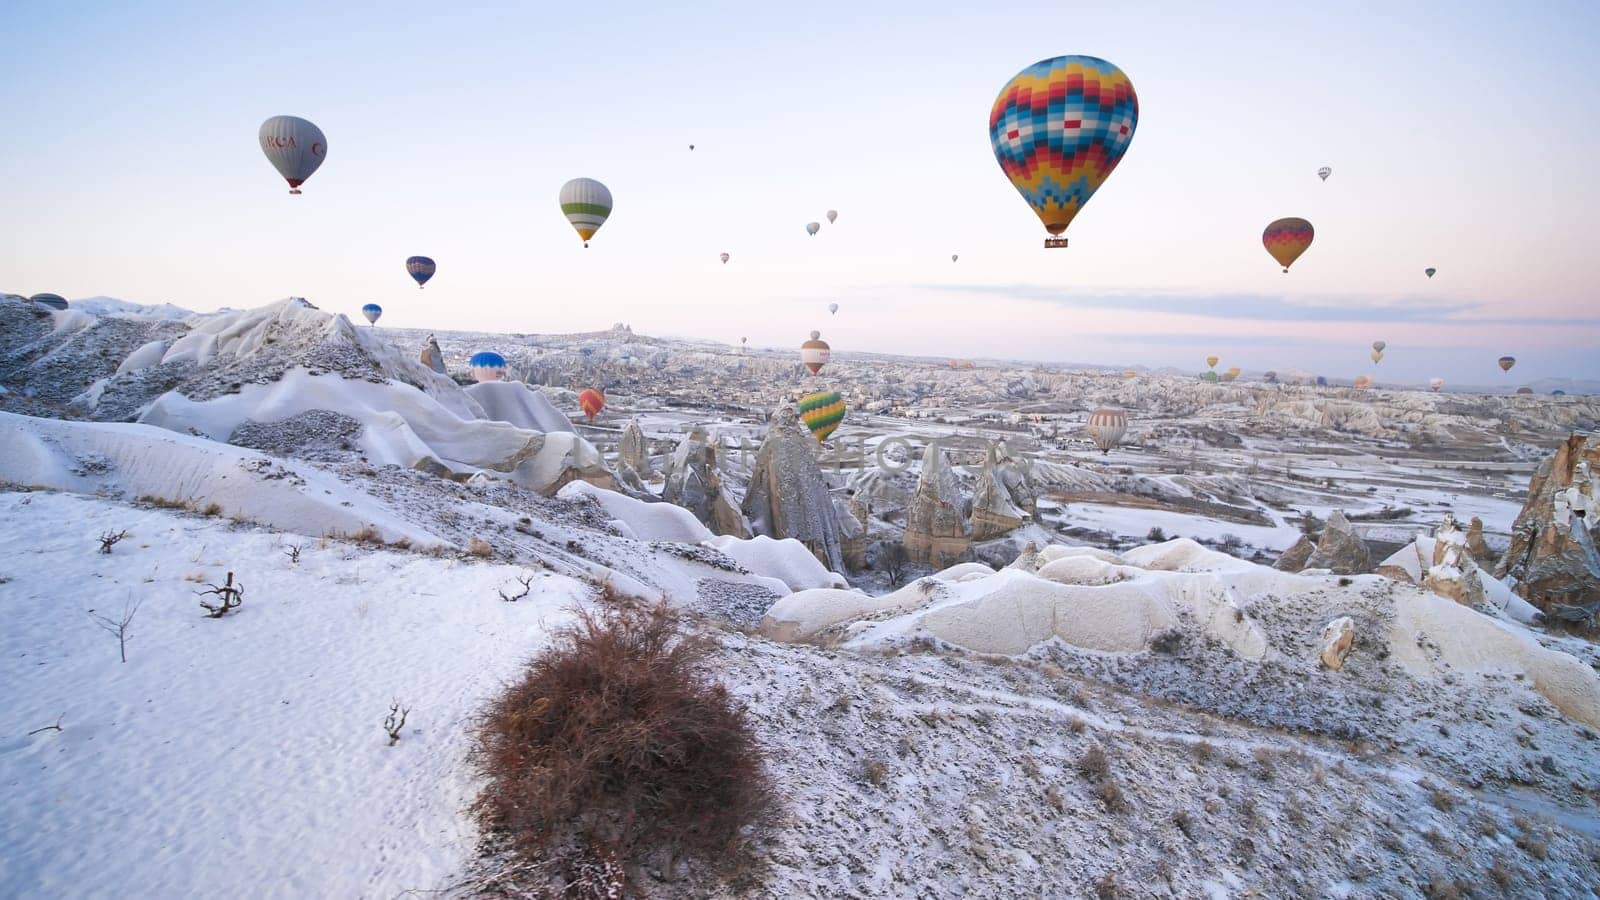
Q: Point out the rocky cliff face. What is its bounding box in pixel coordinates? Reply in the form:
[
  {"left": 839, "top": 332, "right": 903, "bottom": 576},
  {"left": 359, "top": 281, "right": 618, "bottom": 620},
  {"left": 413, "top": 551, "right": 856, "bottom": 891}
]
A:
[
  {"left": 661, "top": 427, "right": 750, "bottom": 538},
  {"left": 618, "top": 418, "right": 652, "bottom": 475},
  {"left": 1497, "top": 433, "right": 1600, "bottom": 615},
  {"left": 741, "top": 407, "right": 845, "bottom": 571},
  {"left": 1303, "top": 509, "right": 1373, "bottom": 575},
  {"left": 971, "top": 444, "right": 1028, "bottom": 540},
  {"left": 903, "top": 445, "right": 971, "bottom": 567}
]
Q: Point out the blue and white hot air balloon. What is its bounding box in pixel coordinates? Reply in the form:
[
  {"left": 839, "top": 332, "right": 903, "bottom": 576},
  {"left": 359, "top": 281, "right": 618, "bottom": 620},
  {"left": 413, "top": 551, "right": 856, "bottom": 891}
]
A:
[
  {"left": 469, "top": 351, "right": 507, "bottom": 382},
  {"left": 406, "top": 256, "right": 436, "bottom": 288},
  {"left": 360, "top": 303, "right": 382, "bottom": 325}
]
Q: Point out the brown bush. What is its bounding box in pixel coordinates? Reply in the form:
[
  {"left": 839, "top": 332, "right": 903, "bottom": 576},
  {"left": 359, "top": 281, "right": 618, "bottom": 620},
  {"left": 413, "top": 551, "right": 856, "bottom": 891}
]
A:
[{"left": 473, "top": 601, "right": 775, "bottom": 891}]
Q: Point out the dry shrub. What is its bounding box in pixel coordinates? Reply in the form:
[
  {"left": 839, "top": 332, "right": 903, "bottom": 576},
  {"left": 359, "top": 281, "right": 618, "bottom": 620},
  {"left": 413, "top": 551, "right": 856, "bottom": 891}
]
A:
[
  {"left": 473, "top": 601, "right": 775, "bottom": 890},
  {"left": 1077, "top": 743, "right": 1111, "bottom": 781},
  {"left": 467, "top": 536, "right": 494, "bottom": 558}
]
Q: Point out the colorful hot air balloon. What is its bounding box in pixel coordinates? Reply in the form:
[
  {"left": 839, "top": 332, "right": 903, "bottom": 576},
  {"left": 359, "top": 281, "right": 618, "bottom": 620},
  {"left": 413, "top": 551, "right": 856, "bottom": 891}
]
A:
[
  {"left": 1372, "top": 341, "right": 1386, "bottom": 353},
  {"left": 559, "top": 178, "right": 612, "bottom": 247},
  {"left": 798, "top": 390, "right": 845, "bottom": 442},
  {"left": 826, "top": 210, "right": 838, "bottom": 224},
  {"left": 29, "top": 293, "right": 68, "bottom": 310},
  {"left": 719, "top": 252, "right": 730, "bottom": 264},
  {"left": 1429, "top": 377, "right": 1445, "bottom": 392},
  {"left": 259, "top": 115, "right": 326, "bottom": 194},
  {"left": 1370, "top": 350, "right": 1384, "bottom": 364},
  {"left": 1223, "top": 367, "right": 1241, "bottom": 382},
  {"left": 801, "top": 331, "right": 831, "bottom": 375},
  {"left": 1263, "top": 218, "right": 1314, "bottom": 272},
  {"left": 360, "top": 303, "right": 382, "bottom": 325},
  {"left": 1515, "top": 386, "right": 1533, "bottom": 395},
  {"left": 578, "top": 388, "right": 605, "bottom": 422},
  {"left": 828, "top": 303, "right": 839, "bottom": 315},
  {"left": 1424, "top": 268, "right": 1436, "bottom": 279},
  {"left": 1317, "top": 166, "right": 1332, "bottom": 182},
  {"left": 469, "top": 351, "right": 507, "bottom": 383},
  {"left": 1122, "top": 369, "right": 1137, "bottom": 379},
  {"left": 806, "top": 222, "right": 821, "bottom": 236},
  {"left": 1084, "top": 408, "right": 1127, "bottom": 453},
  {"left": 1205, "top": 356, "right": 1219, "bottom": 369},
  {"left": 1354, "top": 375, "right": 1373, "bottom": 390},
  {"left": 1498, "top": 356, "right": 1516, "bottom": 373},
  {"left": 406, "top": 256, "right": 436, "bottom": 288},
  {"left": 990, "top": 55, "right": 1138, "bottom": 248}
]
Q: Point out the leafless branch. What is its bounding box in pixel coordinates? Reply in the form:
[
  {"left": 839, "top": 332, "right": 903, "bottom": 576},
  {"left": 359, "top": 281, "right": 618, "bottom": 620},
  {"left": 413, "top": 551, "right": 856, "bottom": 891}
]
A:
[
  {"left": 197, "top": 571, "right": 244, "bottom": 618},
  {"left": 385, "top": 702, "right": 410, "bottom": 746},
  {"left": 98, "top": 529, "right": 129, "bottom": 554},
  {"left": 284, "top": 544, "right": 302, "bottom": 565},
  {"left": 27, "top": 713, "right": 65, "bottom": 736},
  {"left": 498, "top": 573, "right": 536, "bottom": 602},
  {"left": 87, "top": 595, "right": 143, "bottom": 662}
]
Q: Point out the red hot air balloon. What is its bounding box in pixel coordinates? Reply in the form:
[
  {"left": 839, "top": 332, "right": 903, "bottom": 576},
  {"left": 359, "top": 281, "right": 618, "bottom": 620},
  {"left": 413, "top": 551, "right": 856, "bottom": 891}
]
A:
[
  {"left": 578, "top": 388, "right": 605, "bottom": 423},
  {"left": 1262, "top": 218, "right": 1314, "bottom": 272}
]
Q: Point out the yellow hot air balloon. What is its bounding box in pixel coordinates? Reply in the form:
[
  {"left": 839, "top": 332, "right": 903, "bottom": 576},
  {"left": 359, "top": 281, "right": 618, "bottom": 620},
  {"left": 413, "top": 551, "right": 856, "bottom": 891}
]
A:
[
  {"left": 1122, "top": 369, "right": 1136, "bottom": 379},
  {"left": 1370, "top": 350, "right": 1384, "bottom": 364},
  {"left": 1262, "top": 217, "right": 1314, "bottom": 272},
  {"left": 990, "top": 56, "right": 1138, "bottom": 248},
  {"left": 1205, "top": 356, "right": 1219, "bottom": 369}
]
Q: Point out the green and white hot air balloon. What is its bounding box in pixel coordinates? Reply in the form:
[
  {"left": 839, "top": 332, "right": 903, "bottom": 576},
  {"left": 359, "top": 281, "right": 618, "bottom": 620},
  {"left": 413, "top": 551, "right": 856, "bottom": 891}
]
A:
[{"left": 559, "top": 178, "right": 612, "bottom": 247}]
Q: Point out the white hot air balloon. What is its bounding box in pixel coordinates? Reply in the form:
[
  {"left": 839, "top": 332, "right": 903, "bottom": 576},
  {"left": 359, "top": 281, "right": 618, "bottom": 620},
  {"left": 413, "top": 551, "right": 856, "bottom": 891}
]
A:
[
  {"left": 1084, "top": 408, "right": 1128, "bottom": 454},
  {"left": 826, "top": 210, "right": 838, "bottom": 224},
  {"left": 806, "top": 221, "right": 821, "bottom": 236},
  {"left": 1317, "top": 166, "right": 1332, "bottom": 182},
  {"left": 828, "top": 302, "right": 839, "bottom": 315},
  {"left": 259, "top": 116, "right": 327, "bottom": 194},
  {"left": 559, "top": 177, "right": 613, "bottom": 247},
  {"left": 719, "top": 252, "right": 730, "bottom": 264}
]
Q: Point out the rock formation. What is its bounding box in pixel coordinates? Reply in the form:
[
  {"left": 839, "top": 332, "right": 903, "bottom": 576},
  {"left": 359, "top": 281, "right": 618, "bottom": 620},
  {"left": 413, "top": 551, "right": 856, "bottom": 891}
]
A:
[
  {"left": 1304, "top": 509, "right": 1372, "bottom": 575},
  {"left": 420, "top": 335, "right": 447, "bottom": 374},
  {"left": 661, "top": 427, "right": 749, "bottom": 538},
  {"left": 741, "top": 406, "right": 845, "bottom": 571},
  {"left": 1465, "top": 516, "right": 1493, "bottom": 565},
  {"left": 618, "top": 418, "right": 651, "bottom": 475},
  {"left": 971, "top": 444, "right": 1028, "bottom": 540},
  {"left": 833, "top": 497, "right": 866, "bottom": 570},
  {"left": 1422, "top": 514, "right": 1486, "bottom": 607},
  {"left": 1497, "top": 433, "right": 1600, "bottom": 613},
  {"left": 1318, "top": 617, "right": 1355, "bottom": 670},
  {"left": 903, "top": 445, "right": 971, "bottom": 567},
  {"left": 1274, "top": 535, "right": 1315, "bottom": 572}
]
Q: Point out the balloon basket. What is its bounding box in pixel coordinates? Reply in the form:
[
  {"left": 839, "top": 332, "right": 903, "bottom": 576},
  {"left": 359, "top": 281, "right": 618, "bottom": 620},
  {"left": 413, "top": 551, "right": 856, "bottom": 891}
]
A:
[
  {"left": 289, "top": 189, "right": 302, "bottom": 195},
  {"left": 1044, "top": 237, "right": 1069, "bottom": 249}
]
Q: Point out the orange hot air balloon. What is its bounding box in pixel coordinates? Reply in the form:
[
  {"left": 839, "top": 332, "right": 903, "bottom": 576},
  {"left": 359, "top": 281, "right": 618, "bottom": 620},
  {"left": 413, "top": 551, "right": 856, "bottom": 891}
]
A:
[
  {"left": 1262, "top": 217, "right": 1314, "bottom": 272},
  {"left": 800, "top": 330, "right": 831, "bottom": 375},
  {"left": 578, "top": 388, "right": 605, "bottom": 423},
  {"left": 1354, "top": 375, "right": 1373, "bottom": 390}
]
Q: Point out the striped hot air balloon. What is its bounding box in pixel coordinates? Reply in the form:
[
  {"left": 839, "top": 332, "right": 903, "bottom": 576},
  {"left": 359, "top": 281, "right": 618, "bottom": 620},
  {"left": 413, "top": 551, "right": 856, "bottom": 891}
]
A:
[
  {"left": 360, "top": 303, "right": 382, "bottom": 325},
  {"left": 720, "top": 252, "right": 730, "bottom": 264},
  {"left": 1317, "top": 166, "right": 1332, "bottom": 182},
  {"left": 258, "top": 115, "right": 326, "bottom": 194},
  {"left": 1372, "top": 341, "right": 1386, "bottom": 353},
  {"left": 990, "top": 55, "right": 1138, "bottom": 248},
  {"left": 406, "top": 256, "right": 436, "bottom": 288},
  {"left": 560, "top": 178, "right": 612, "bottom": 247},
  {"left": 1263, "top": 218, "right": 1314, "bottom": 272},
  {"left": 801, "top": 331, "right": 831, "bottom": 375},
  {"left": 1084, "top": 407, "right": 1127, "bottom": 453},
  {"left": 1498, "top": 356, "right": 1516, "bottom": 373},
  {"left": 469, "top": 351, "right": 506, "bottom": 382},
  {"left": 29, "top": 293, "right": 68, "bottom": 310},
  {"left": 798, "top": 390, "right": 845, "bottom": 442},
  {"left": 578, "top": 388, "right": 606, "bottom": 422}
]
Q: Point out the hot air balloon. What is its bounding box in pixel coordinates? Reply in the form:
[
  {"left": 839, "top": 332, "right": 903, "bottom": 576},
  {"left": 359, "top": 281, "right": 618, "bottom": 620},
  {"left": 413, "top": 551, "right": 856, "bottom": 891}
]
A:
[
  {"left": 1429, "top": 377, "right": 1445, "bottom": 392},
  {"left": 406, "top": 256, "right": 436, "bottom": 288},
  {"left": 1372, "top": 341, "right": 1386, "bottom": 353},
  {"left": 1354, "top": 375, "right": 1373, "bottom": 390},
  {"left": 826, "top": 210, "right": 838, "bottom": 224},
  {"left": 1223, "top": 367, "right": 1241, "bottom": 382},
  {"left": 559, "top": 178, "right": 612, "bottom": 247},
  {"left": 1553, "top": 389, "right": 1567, "bottom": 396},
  {"left": 689, "top": 144, "right": 695, "bottom": 150},
  {"left": 1263, "top": 371, "right": 1279, "bottom": 384},
  {"left": 828, "top": 303, "right": 839, "bottom": 315},
  {"left": 469, "top": 351, "right": 507, "bottom": 383},
  {"left": 1370, "top": 350, "right": 1384, "bottom": 364},
  {"left": 1424, "top": 268, "right": 1436, "bottom": 278},
  {"left": 798, "top": 390, "right": 845, "bottom": 442},
  {"left": 29, "top": 293, "right": 67, "bottom": 310},
  {"left": 719, "top": 252, "right": 730, "bottom": 264},
  {"left": 740, "top": 336, "right": 748, "bottom": 346},
  {"left": 1498, "top": 356, "right": 1516, "bottom": 373},
  {"left": 1516, "top": 387, "right": 1533, "bottom": 395},
  {"left": 1315, "top": 375, "right": 1328, "bottom": 387},
  {"left": 1200, "top": 371, "right": 1220, "bottom": 383},
  {"left": 990, "top": 56, "right": 1138, "bottom": 249},
  {"left": 801, "top": 331, "right": 831, "bottom": 375},
  {"left": 360, "top": 303, "right": 382, "bottom": 325},
  {"left": 258, "top": 115, "right": 326, "bottom": 194},
  {"left": 806, "top": 222, "right": 821, "bottom": 236},
  {"left": 1122, "top": 369, "right": 1137, "bottom": 379},
  {"left": 1206, "top": 356, "right": 1219, "bottom": 369},
  {"left": 952, "top": 254, "right": 959, "bottom": 262},
  {"left": 1084, "top": 408, "right": 1128, "bottom": 453},
  {"left": 1317, "top": 167, "right": 1332, "bottom": 182},
  {"left": 1263, "top": 218, "right": 1314, "bottom": 272},
  {"left": 577, "top": 388, "right": 606, "bottom": 422}
]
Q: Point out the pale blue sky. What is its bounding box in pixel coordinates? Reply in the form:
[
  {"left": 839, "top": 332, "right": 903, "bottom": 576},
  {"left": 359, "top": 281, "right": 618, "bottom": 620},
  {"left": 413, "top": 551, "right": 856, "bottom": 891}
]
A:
[{"left": 4, "top": 0, "right": 1598, "bottom": 385}]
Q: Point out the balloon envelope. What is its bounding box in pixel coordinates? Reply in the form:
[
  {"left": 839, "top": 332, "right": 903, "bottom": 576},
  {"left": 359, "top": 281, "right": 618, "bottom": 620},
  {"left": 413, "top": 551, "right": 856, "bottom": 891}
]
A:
[
  {"left": 1200, "top": 371, "right": 1219, "bottom": 383},
  {"left": 1205, "top": 356, "right": 1219, "bottom": 368},
  {"left": 559, "top": 178, "right": 613, "bottom": 246},
  {"left": 406, "top": 256, "right": 436, "bottom": 288},
  {"left": 1372, "top": 340, "right": 1386, "bottom": 352},
  {"left": 578, "top": 388, "right": 605, "bottom": 420},
  {"left": 1498, "top": 356, "right": 1516, "bottom": 372},
  {"left": 1429, "top": 377, "right": 1445, "bottom": 392},
  {"left": 1370, "top": 350, "right": 1384, "bottom": 364},
  {"left": 719, "top": 252, "right": 730, "bottom": 264},
  {"left": 259, "top": 115, "right": 326, "bottom": 194},
  {"left": 1354, "top": 375, "right": 1373, "bottom": 390},
  {"left": 805, "top": 222, "right": 820, "bottom": 236},
  {"left": 28, "top": 293, "right": 68, "bottom": 310},
  {"left": 360, "top": 303, "right": 382, "bottom": 325},
  {"left": 1263, "top": 218, "right": 1314, "bottom": 272},
  {"left": 469, "top": 351, "right": 506, "bottom": 383},
  {"left": 826, "top": 210, "right": 838, "bottom": 224},
  {"left": 828, "top": 303, "right": 839, "bottom": 315},
  {"left": 990, "top": 56, "right": 1138, "bottom": 242},
  {"left": 1084, "top": 408, "right": 1128, "bottom": 453},
  {"left": 1317, "top": 166, "right": 1332, "bottom": 181},
  {"left": 798, "top": 390, "right": 845, "bottom": 442},
  {"left": 951, "top": 254, "right": 959, "bottom": 262},
  {"left": 1425, "top": 267, "right": 1436, "bottom": 278},
  {"left": 801, "top": 331, "right": 831, "bottom": 375}
]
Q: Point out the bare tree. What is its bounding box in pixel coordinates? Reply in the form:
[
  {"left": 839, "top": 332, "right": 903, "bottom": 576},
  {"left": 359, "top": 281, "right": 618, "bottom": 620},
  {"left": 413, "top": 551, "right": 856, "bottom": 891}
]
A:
[
  {"left": 384, "top": 702, "right": 410, "bottom": 746},
  {"left": 198, "top": 572, "right": 244, "bottom": 618},
  {"left": 498, "top": 573, "right": 536, "bottom": 602},
  {"left": 878, "top": 542, "right": 909, "bottom": 587},
  {"left": 284, "top": 544, "right": 302, "bottom": 565},
  {"left": 87, "top": 595, "right": 143, "bottom": 662},
  {"left": 98, "top": 530, "right": 129, "bottom": 554}
]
